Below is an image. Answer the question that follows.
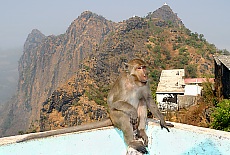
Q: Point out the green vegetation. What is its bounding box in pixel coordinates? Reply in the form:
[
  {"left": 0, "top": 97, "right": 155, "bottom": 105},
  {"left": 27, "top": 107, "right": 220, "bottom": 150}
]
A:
[
  {"left": 83, "top": 65, "right": 90, "bottom": 71},
  {"left": 202, "top": 79, "right": 230, "bottom": 132},
  {"left": 153, "top": 45, "right": 161, "bottom": 53},
  {"left": 18, "top": 131, "right": 25, "bottom": 135},
  {"left": 150, "top": 69, "right": 161, "bottom": 83},
  {"left": 146, "top": 44, "right": 152, "bottom": 50},
  {"left": 219, "top": 49, "right": 230, "bottom": 55},
  {"left": 185, "top": 64, "right": 197, "bottom": 78},
  {"left": 202, "top": 80, "right": 217, "bottom": 106},
  {"left": 85, "top": 84, "right": 108, "bottom": 107},
  {"left": 211, "top": 99, "right": 230, "bottom": 132}
]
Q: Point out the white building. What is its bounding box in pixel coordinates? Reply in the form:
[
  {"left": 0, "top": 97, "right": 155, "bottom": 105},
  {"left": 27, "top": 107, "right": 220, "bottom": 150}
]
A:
[
  {"left": 156, "top": 69, "right": 185, "bottom": 111},
  {"left": 156, "top": 70, "right": 215, "bottom": 111}
]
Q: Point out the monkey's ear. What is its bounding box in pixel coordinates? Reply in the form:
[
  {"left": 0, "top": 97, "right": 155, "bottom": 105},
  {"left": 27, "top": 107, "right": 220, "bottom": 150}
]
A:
[{"left": 123, "top": 62, "right": 129, "bottom": 72}]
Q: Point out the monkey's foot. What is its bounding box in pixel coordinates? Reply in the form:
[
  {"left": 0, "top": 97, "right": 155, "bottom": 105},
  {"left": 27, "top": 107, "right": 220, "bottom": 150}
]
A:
[
  {"left": 128, "top": 141, "right": 148, "bottom": 154},
  {"left": 126, "top": 147, "right": 144, "bottom": 155}
]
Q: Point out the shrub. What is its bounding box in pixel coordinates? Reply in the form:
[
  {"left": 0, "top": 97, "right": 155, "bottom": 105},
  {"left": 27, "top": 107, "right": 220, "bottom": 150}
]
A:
[
  {"left": 153, "top": 45, "right": 161, "bottom": 53},
  {"left": 211, "top": 99, "right": 230, "bottom": 131},
  {"left": 150, "top": 69, "right": 161, "bottom": 83},
  {"left": 146, "top": 44, "right": 152, "bottom": 50},
  {"left": 202, "top": 79, "right": 217, "bottom": 106},
  {"left": 185, "top": 64, "right": 197, "bottom": 78}
]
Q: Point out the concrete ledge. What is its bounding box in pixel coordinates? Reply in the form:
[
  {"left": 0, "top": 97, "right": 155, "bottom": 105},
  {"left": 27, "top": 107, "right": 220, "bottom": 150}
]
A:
[
  {"left": 148, "top": 119, "right": 230, "bottom": 139},
  {"left": 0, "top": 119, "right": 112, "bottom": 146},
  {"left": 0, "top": 119, "right": 230, "bottom": 155},
  {"left": 0, "top": 119, "right": 229, "bottom": 146}
]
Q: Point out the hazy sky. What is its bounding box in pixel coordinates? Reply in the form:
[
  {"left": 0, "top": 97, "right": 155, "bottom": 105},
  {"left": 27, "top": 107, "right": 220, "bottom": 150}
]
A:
[{"left": 1, "top": 0, "right": 230, "bottom": 51}]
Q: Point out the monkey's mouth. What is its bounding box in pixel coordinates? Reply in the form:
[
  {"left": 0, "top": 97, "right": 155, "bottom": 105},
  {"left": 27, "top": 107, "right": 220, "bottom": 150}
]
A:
[{"left": 141, "top": 81, "right": 147, "bottom": 84}]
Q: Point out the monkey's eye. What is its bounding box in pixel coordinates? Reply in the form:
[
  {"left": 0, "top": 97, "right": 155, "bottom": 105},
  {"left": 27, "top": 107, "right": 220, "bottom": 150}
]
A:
[{"left": 137, "top": 66, "right": 146, "bottom": 70}]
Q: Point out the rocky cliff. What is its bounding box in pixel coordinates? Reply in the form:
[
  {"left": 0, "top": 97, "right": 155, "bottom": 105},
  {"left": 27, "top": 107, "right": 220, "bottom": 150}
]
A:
[
  {"left": 0, "top": 5, "right": 218, "bottom": 136},
  {"left": 0, "top": 11, "right": 115, "bottom": 136}
]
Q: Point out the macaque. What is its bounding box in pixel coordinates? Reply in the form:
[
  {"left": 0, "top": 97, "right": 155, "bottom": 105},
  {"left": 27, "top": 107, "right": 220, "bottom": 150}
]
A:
[{"left": 107, "top": 58, "right": 173, "bottom": 154}]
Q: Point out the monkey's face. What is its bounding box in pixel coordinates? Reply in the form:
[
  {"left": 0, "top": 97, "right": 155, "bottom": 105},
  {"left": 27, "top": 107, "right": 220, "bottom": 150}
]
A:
[
  {"left": 127, "top": 59, "right": 148, "bottom": 85},
  {"left": 134, "top": 65, "right": 148, "bottom": 83}
]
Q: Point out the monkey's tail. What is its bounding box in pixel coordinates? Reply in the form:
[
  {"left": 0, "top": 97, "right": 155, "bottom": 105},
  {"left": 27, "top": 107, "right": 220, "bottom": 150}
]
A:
[{"left": 17, "top": 118, "right": 113, "bottom": 143}]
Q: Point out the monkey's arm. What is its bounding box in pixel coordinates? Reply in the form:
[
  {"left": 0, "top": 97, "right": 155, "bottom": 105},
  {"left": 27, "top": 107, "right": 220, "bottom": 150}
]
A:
[{"left": 146, "top": 94, "right": 173, "bottom": 132}]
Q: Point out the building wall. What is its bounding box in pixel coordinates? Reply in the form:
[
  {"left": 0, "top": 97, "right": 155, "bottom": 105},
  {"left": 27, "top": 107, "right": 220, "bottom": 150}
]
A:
[
  {"left": 214, "top": 60, "right": 230, "bottom": 99},
  {"left": 184, "top": 85, "right": 201, "bottom": 96},
  {"left": 178, "top": 95, "right": 198, "bottom": 109},
  {"left": 222, "top": 65, "right": 230, "bottom": 99},
  {"left": 214, "top": 60, "right": 223, "bottom": 99}
]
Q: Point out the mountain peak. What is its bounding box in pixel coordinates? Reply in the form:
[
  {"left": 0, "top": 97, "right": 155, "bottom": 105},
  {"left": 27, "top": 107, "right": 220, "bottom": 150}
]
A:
[
  {"left": 77, "top": 10, "right": 106, "bottom": 22},
  {"left": 30, "top": 29, "right": 43, "bottom": 35},
  {"left": 26, "top": 29, "right": 45, "bottom": 43},
  {"left": 146, "top": 4, "right": 183, "bottom": 27},
  {"left": 24, "top": 29, "right": 45, "bottom": 51},
  {"left": 66, "top": 10, "right": 115, "bottom": 43},
  {"left": 79, "top": 10, "right": 93, "bottom": 19}
]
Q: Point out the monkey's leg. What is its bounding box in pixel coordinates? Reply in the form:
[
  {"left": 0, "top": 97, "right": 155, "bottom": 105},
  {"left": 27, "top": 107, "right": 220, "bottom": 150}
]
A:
[
  {"left": 137, "top": 100, "right": 148, "bottom": 146},
  {"left": 110, "top": 110, "right": 148, "bottom": 154},
  {"left": 109, "top": 101, "right": 138, "bottom": 125}
]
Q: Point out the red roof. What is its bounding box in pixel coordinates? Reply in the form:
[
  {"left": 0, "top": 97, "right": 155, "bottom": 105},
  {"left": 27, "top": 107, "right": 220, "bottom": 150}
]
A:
[{"left": 184, "top": 78, "right": 214, "bottom": 84}]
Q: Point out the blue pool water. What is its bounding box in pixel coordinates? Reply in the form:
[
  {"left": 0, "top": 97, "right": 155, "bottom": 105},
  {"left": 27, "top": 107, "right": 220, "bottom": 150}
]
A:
[
  {"left": 0, "top": 128, "right": 127, "bottom": 155},
  {"left": 0, "top": 121, "right": 229, "bottom": 155},
  {"left": 146, "top": 125, "right": 229, "bottom": 154}
]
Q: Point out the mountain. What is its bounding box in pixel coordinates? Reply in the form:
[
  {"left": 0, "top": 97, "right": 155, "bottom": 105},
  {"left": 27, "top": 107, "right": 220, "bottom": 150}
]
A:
[{"left": 0, "top": 5, "right": 218, "bottom": 136}]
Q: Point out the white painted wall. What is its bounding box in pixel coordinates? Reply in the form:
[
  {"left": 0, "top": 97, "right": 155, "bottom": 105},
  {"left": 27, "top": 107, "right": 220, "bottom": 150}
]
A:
[{"left": 184, "top": 85, "right": 201, "bottom": 96}]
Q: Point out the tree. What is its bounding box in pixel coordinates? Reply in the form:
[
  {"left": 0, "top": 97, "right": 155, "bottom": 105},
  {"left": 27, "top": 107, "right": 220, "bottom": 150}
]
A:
[
  {"left": 150, "top": 69, "right": 161, "bottom": 83},
  {"left": 179, "top": 47, "right": 188, "bottom": 55},
  {"left": 221, "top": 49, "right": 230, "bottom": 55},
  {"left": 185, "top": 64, "right": 197, "bottom": 78},
  {"left": 211, "top": 99, "right": 230, "bottom": 132},
  {"left": 199, "top": 34, "right": 205, "bottom": 42},
  {"left": 153, "top": 45, "right": 161, "bottom": 53},
  {"left": 202, "top": 79, "right": 217, "bottom": 106}
]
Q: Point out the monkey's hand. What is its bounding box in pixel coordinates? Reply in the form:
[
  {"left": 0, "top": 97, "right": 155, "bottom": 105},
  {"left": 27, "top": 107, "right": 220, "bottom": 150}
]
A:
[
  {"left": 160, "top": 120, "right": 170, "bottom": 132},
  {"left": 166, "top": 122, "right": 174, "bottom": 127}
]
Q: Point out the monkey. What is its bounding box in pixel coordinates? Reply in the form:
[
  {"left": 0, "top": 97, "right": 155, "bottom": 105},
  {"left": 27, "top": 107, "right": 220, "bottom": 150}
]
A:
[{"left": 107, "top": 58, "right": 173, "bottom": 154}]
